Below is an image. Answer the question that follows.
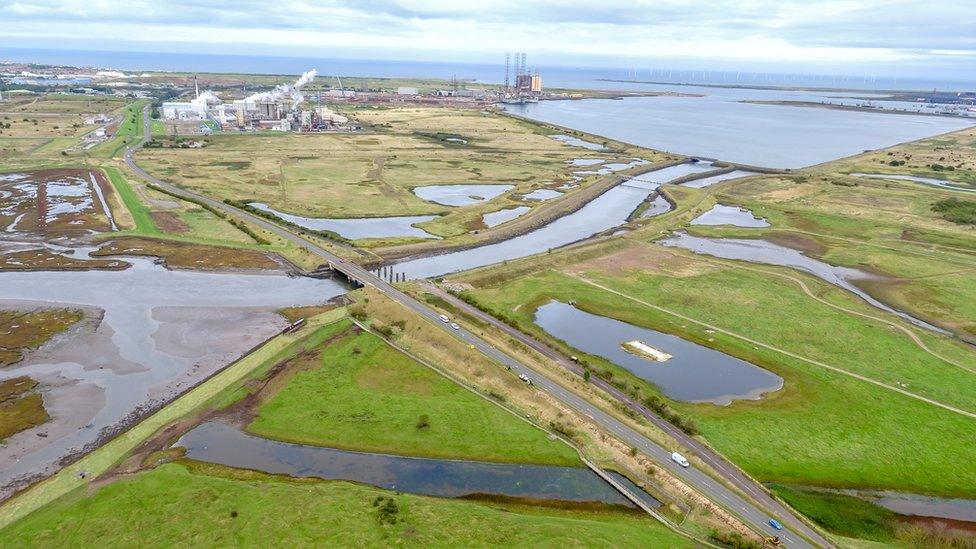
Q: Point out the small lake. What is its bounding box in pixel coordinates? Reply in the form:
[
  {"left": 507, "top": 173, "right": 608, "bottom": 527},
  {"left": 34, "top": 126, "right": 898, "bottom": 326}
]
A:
[
  {"left": 640, "top": 195, "right": 673, "bottom": 218},
  {"left": 691, "top": 205, "right": 769, "bottom": 228},
  {"left": 850, "top": 173, "right": 976, "bottom": 193},
  {"left": 178, "top": 421, "right": 652, "bottom": 508},
  {"left": 413, "top": 184, "right": 514, "bottom": 206},
  {"left": 482, "top": 206, "right": 530, "bottom": 228},
  {"left": 534, "top": 301, "right": 783, "bottom": 404},
  {"left": 392, "top": 179, "right": 654, "bottom": 279},
  {"left": 522, "top": 189, "right": 564, "bottom": 201},
  {"left": 660, "top": 233, "right": 950, "bottom": 335},
  {"left": 248, "top": 203, "right": 437, "bottom": 240},
  {"left": 507, "top": 97, "right": 972, "bottom": 169},
  {"left": 682, "top": 170, "right": 759, "bottom": 189},
  {"left": 550, "top": 134, "right": 606, "bottom": 151}
]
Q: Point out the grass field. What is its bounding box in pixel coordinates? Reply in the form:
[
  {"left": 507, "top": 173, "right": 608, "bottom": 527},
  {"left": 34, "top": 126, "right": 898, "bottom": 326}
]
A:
[
  {"left": 249, "top": 320, "right": 580, "bottom": 466},
  {"left": 708, "top": 169, "right": 976, "bottom": 337},
  {"left": 452, "top": 243, "right": 976, "bottom": 497},
  {"left": 0, "top": 377, "right": 49, "bottom": 441},
  {"left": 0, "top": 94, "right": 127, "bottom": 139},
  {"left": 3, "top": 461, "right": 688, "bottom": 548},
  {"left": 134, "top": 107, "right": 669, "bottom": 242}
]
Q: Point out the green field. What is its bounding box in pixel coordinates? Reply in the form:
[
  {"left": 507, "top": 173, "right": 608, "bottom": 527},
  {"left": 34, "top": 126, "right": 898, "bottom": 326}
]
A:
[
  {"left": 249, "top": 320, "right": 580, "bottom": 466},
  {"left": 134, "top": 107, "right": 670, "bottom": 244},
  {"left": 3, "top": 461, "right": 688, "bottom": 548},
  {"left": 452, "top": 244, "right": 976, "bottom": 497}
]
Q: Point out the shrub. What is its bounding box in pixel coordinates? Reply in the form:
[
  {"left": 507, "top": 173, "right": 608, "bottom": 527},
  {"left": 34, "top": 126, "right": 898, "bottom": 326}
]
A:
[{"left": 932, "top": 198, "right": 976, "bottom": 225}]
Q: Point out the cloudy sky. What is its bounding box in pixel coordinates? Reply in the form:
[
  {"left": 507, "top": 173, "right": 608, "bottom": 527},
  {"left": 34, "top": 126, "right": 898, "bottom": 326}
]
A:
[{"left": 2, "top": 0, "right": 975, "bottom": 78}]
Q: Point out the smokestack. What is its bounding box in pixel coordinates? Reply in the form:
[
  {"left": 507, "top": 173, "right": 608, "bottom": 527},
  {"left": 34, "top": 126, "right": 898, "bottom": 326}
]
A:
[{"left": 194, "top": 75, "right": 199, "bottom": 99}]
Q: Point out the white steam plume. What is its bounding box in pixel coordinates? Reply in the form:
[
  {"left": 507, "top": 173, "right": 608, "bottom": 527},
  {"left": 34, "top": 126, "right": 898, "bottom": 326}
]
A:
[
  {"left": 245, "top": 69, "right": 317, "bottom": 107},
  {"left": 195, "top": 91, "right": 220, "bottom": 104}
]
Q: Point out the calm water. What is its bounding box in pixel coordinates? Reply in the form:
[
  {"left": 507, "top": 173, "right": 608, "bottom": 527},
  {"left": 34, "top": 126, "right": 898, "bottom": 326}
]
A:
[
  {"left": 482, "top": 206, "right": 530, "bottom": 228},
  {"left": 413, "top": 184, "right": 513, "bottom": 206},
  {"left": 178, "top": 421, "right": 648, "bottom": 507},
  {"left": 550, "top": 135, "right": 607, "bottom": 150},
  {"left": 248, "top": 202, "right": 437, "bottom": 240},
  {"left": 850, "top": 173, "right": 976, "bottom": 193},
  {"left": 640, "top": 195, "right": 673, "bottom": 218},
  {"left": 690, "top": 205, "right": 769, "bottom": 227},
  {"left": 660, "top": 233, "right": 950, "bottom": 335},
  {"left": 625, "top": 162, "right": 716, "bottom": 187},
  {"left": 522, "top": 189, "right": 564, "bottom": 201},
  {"left": 392, "top": 182, "right": 652, "bottom": 279},
  {"left": 534, "top": 301, "right": 782, "bottom": 404},
  {"left": 682, "top": 170, "right": 759, "bottom": 189},
  {"left": 506, "top": 97, "right": 972, "bottom": 168}
]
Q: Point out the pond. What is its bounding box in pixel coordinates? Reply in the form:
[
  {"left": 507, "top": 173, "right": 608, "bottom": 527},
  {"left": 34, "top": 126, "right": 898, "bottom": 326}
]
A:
[
  {"left": 690, "top": 205, "right": 769, "bottom": 227},
  {"left": 534, "top": 301, "right": 783, "bottom": 404},
  {"left": 247, "top": 203, "right": 438, "bottom": 240},
  {"left": 522, "top": 189, "right": 564, "bottom": 201},
  {"left": 660, "top": 233, "right": 950, "bottom": 335},
  {"left": 0, "top": 252, "right": 348, "bottom": 496},
  {"left": 482, "top": 206, "right": 531, "bottom": 228},
  {"left": 550, "top": 134, "right": 606, "bottom": 151},
  {"left": 850, "top": 173, "right": 976, "bottom": 193},
  {"left": 640, "top": 195, "right": 673, "bottom": 218},
  {"left": 178, "top": 421, "right": 656, "bottom": 508},
  {"left": 413, "top": 184, "right": 514, "bottom": 207}
]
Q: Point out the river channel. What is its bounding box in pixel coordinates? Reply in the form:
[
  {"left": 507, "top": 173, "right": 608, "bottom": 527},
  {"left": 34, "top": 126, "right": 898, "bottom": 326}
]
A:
[{"left": 179, "top": 421, "right": 656, "bottom": 508}]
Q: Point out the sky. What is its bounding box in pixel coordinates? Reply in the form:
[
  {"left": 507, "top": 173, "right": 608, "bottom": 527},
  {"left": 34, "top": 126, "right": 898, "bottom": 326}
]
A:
[{"left": 1, "top": 0, "right": 975, "bottom": 79}]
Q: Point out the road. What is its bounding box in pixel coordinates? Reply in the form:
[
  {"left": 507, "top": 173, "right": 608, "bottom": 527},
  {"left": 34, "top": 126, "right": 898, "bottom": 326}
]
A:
[
  {"left": 126, "top": 110, "right": 827, "bottom": 548},
  {"left": 425, "top": 284, "right": 832, "bottom": 547}
]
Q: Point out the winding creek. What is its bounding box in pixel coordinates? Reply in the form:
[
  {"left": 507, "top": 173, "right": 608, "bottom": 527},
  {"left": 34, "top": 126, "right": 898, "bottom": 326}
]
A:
[
  {"left": 660, "top": 233, "right": 950, "bottom": 335},
  {"left": 178, "top": 421, "right": 656, "bottom": 508},
  {"left": 850, "top": 173, "right": 976, "bottom": 193}
]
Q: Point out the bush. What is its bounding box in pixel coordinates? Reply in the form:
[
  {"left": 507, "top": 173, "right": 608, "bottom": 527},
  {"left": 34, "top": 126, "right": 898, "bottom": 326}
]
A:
[
  {"left": 416, "top": 414, "right": 430, "bottom": 430},
  {"left": 932, "top": 198, "right": 976, "bottom": 225}
]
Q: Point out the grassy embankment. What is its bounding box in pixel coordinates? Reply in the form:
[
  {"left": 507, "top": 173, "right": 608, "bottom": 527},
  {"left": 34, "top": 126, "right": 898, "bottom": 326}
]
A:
[
  {"left": 97, "top": 165, "right": 314, "bottom": 270},
  {"left": 3, "top": 461, "right": 688, "bottom": 548},
  {"left": 134, "top": 106, "right": 670, "bottom": 248},
  {"left": 248, "top": 319, "right": 579, "bottom": 465},
  {"left": 1, "top": 312, "right": 694, "bottom": 546},
  {"left": 450, "top": 241, "right": 976, "bottom": 498}
]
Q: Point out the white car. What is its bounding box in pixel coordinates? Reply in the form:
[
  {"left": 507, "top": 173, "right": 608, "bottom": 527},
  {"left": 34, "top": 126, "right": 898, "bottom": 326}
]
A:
[
  {"left": 671, "top": 452, "right": 690, "bottom": 468},
  {"left": 439, "top": 314, "right": 449, "bottom": 323},
  {"left": 450, "top": 322, "right": 460, "bottom": 330},
  {"left": 518, "top": 373, "right": 532, "bottom": 384}
]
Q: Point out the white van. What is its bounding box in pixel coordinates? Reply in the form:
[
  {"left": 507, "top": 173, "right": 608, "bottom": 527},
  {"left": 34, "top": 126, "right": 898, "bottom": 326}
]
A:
[
  {"left": 671, "top": 452, "right": 690, "bottom": 468},
  {"left": 439, "top": 314, "right": 449, "bottom": 323}
]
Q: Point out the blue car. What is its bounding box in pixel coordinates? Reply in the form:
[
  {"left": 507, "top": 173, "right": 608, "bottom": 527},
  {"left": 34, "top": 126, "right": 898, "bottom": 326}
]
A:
[{"left": 768, "top": 518, "right": 783, "bottom": 531}]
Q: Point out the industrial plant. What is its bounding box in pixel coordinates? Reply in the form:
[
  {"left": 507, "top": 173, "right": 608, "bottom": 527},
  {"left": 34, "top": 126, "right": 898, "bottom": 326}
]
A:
[{"left": 160, "top": 69, "right": 350, "bottom": 132}]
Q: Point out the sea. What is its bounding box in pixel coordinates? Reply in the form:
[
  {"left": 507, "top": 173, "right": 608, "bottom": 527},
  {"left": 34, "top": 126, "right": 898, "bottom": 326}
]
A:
[{"left": 3, "top": 47, "right": 975, "bottom": 93}]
